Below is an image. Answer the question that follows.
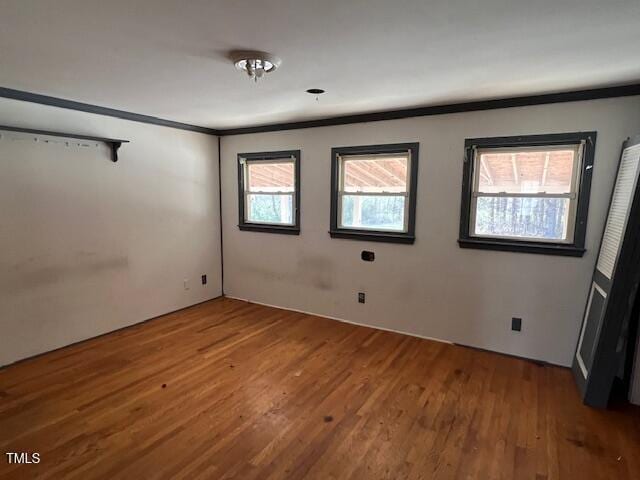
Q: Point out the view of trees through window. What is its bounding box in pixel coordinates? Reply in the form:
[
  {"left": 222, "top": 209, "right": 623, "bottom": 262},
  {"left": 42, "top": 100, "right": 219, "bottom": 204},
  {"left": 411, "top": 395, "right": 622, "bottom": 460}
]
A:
[
  {"left": 247, "top": 194, "right": 293, "bottom": 224},
  {"left": 339, "top": 154, "right": 409, "bottom": 232},
  {"left": 475, "top": 197, "right": 569, "bottom": 240},
  {"left": 341, "top": 195, "right": 405, "bottom": 231},
  {"left": 245, "top": 160, "right": 294, "bottom": 225},
  {"left": 472, "top": 147, "right": 577, "bottom": 241}
]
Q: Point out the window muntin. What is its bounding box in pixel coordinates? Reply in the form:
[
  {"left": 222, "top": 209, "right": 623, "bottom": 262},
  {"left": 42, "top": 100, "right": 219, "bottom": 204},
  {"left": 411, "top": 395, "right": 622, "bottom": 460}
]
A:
[
  {"left": 337, "top": 152, "right": 411, "bottom": 233},
  {"left": 243, "top": 158, "right": 295, "bottom": 225},
  {"left": 470, "top": 144, "right": 582, "bottom": 243}
]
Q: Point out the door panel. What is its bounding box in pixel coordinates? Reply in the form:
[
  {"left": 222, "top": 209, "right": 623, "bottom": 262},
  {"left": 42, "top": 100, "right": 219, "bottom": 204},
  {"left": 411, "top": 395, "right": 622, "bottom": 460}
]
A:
[
  {"left": 572, "top": 137, "right": 640, "bottom": 407},
  {"left": 576, "top": 283, "right": 607, "bottom": 377}
]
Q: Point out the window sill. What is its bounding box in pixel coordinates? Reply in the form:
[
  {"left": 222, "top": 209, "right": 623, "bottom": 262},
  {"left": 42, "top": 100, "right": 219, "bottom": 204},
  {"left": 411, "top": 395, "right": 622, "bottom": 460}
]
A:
[
  {"left": 239, "top": 224, "right": 300, "bottom": 235},
  {"left": 329, "top": 230, "right": 415, "bottom": 244},
  {"left": 457, "top": 237, "right": 585, "bottom": 257}
]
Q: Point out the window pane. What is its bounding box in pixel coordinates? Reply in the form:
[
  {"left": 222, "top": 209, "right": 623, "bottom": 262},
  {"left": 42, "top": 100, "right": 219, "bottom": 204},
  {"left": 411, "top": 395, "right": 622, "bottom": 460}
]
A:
[
  {"left": 473, "top": 196, "right": 570, "bottom": 241},
  {"left": 478, "top": 149, "right": 576, "bottom": 194},
  {"left": 341, "top": 195, "right": 406, "bottom": 231},
  {"left": 247, "top": 194, "right": 293, "bottom": 224},
  {"left": 343, "top": 155, "right": 407, "bottom": 193},
  {"left": 248, "top": 161, "right": 294, "bottom": 192}
]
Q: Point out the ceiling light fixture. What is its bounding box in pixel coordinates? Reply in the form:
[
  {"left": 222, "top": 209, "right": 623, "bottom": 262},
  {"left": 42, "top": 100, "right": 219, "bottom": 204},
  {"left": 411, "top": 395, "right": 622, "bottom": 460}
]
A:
[{"left": 231, "top": 50, "right": 281, "bottom": 83}]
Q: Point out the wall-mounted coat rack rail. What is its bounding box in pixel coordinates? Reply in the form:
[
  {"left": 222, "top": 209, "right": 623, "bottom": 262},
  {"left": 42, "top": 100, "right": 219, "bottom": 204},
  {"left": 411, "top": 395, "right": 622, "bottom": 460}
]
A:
[{"left": 0, "top": 125, "right": 129, "bottom": 162}]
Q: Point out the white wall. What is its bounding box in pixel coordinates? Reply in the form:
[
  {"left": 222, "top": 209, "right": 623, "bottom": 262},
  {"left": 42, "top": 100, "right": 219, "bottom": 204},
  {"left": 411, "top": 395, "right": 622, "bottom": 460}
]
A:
[
  {"left": 220, "top": 96, "right": 640, "bottom": 367},
  {"left": 0, "top": 98, "right": 222, "bottom": 366}
]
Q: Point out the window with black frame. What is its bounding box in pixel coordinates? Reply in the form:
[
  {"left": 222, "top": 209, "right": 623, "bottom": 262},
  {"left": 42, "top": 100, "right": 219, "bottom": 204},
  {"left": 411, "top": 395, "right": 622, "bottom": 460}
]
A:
[
  {"left": 458, "top": 132, "right": 596, "bottom": 256},
  {"left": 237, "top": 150, "right": 300, "bottom": 234},
  {"left": 330, "top": 143, "right": 419, "bottom": 244}
]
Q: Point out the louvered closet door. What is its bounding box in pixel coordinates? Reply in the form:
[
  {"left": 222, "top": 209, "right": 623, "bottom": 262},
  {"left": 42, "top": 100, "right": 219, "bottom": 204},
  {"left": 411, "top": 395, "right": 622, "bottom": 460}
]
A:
[{"left": 573, "top": 137, "right": 640, "bottom": 407}]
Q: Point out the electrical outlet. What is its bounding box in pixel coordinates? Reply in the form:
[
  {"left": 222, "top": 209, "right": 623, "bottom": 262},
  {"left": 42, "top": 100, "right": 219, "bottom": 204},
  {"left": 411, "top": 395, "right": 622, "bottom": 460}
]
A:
[
  {"left": 511, "top": 317, "right": 522, "bottom": 332},
  {"left": 358, "top": 292, "right": 365, "bottom": 304},
  {"left": 201, "top": 274, "right": 207, "bottom": 285},
  {"left": 184, "top": 279, "right": 190, "bottom": 290}
]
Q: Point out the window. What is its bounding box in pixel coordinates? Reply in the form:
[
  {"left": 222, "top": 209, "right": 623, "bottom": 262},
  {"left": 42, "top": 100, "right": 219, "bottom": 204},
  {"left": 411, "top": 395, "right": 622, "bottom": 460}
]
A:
[
  {"left": 238, "top": 150, "right": 300, "bottom": 234},
  {"left": 330, "top": 143, "right": 419, "bottom": 244},
  {"left": 459, "top": 132, "right": 596, "bottom": 256}
]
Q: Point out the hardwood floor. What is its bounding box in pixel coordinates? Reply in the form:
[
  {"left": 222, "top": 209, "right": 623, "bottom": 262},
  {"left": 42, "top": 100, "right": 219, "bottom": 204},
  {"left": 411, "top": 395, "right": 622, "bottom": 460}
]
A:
[{"left": 1, "top": 298, "right": 639, "bottom": 479}]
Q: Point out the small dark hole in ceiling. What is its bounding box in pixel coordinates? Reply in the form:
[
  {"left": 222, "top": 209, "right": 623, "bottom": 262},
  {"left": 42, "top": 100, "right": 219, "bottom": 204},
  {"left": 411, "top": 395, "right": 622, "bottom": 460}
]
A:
[{"left": 306, "top": 88, "right": 325, "bottom": 95}]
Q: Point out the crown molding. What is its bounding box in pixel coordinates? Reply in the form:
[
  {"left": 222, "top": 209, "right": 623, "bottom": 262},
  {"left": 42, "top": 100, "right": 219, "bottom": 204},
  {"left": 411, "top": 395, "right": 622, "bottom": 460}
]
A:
[
  {"left": 220, "top": 84, "right": 640, "bottom": 135},
  {"left": 0, "top": 87, "right": 220, "bottom": 135},
  {"left": 2, "top": 83, "right": 640, "bottom": 137}
]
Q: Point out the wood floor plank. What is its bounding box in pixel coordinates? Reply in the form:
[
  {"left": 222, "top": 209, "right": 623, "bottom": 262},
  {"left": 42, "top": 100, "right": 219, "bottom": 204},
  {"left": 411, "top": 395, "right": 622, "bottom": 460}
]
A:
[{"left": 0, "top": 297, "right": 639, "bottom": 479}]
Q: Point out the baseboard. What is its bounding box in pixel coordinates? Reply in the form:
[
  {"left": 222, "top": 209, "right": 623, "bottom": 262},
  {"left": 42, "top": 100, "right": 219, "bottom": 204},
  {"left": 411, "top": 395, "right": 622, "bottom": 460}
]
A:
[
  {"left": 223, "top": 294, "right": 453, "bottom": 346},
  {"left": 453, "top": 342, "right": 565, "bottom": 368},
  {"left": 0, "top": 294, "right": 224, "bottom": 370},
  {"left": 2, "top": 293, "right": 566, "bottom": 371},
  {"left": 224, "top": 294, "right": 568, "bottom": 368}
]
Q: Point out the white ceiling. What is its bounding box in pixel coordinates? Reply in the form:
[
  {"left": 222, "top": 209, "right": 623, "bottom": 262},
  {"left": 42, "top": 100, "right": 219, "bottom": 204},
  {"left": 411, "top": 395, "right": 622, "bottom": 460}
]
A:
[{"left": 1, "top": 0, "right": 639, "bottom": 129}]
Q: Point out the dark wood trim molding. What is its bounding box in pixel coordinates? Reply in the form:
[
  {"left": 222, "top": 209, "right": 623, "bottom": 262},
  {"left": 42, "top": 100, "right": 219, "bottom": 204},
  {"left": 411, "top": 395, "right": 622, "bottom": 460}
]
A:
[
  {"left": 2, "top": 84, "right": 639, "bottom": 137},
  {"left": 0, "top": 87, "right": 220, "bottom": 135},
  {"left": 237, "top": 149, "right": 301, "bottom": 234},
  {"left": 458, "top": 238, "right": 586, "bottom": 257},
  {"left": 217, "top": 137, "right": 225, "bottom": 294},
  {"left": 458, "top": 131, "right": 597, "bottom": 257},
  {"left": 329, "top": 230, "right": 415, "bottom": 244},
  {"left": 220, "top": 84, "right": 640, "bottom": 135},
  {"left": 329, "top": 142, "right": 419, "bottom": 245}
]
